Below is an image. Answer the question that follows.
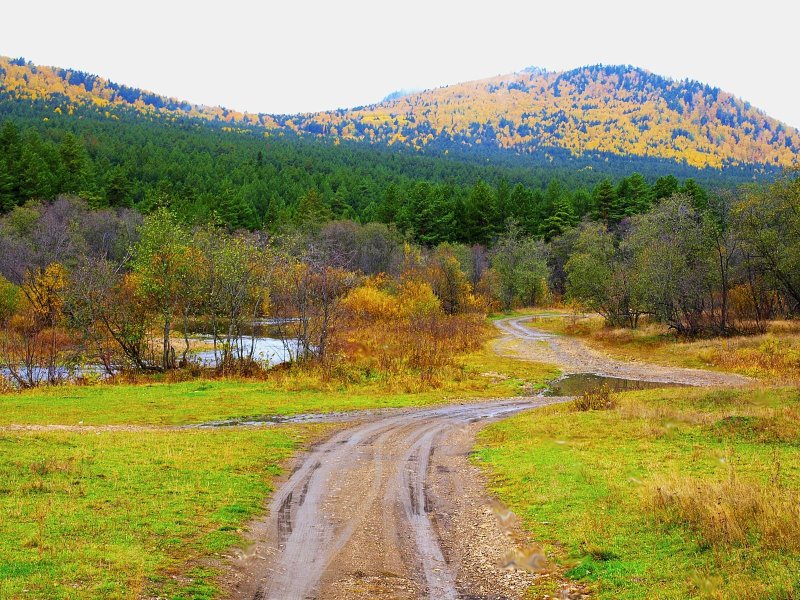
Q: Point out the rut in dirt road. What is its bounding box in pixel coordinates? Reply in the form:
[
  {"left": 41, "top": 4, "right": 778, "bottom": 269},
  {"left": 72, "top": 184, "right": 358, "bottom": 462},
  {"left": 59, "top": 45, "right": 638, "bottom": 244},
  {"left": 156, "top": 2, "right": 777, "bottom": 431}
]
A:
[{"left": 232, "top": 398, "right": 562, "bottom": 600}]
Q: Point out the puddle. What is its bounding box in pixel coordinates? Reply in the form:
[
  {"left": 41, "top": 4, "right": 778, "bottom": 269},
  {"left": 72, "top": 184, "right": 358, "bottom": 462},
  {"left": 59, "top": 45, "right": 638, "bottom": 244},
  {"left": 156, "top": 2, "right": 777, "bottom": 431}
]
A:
[
  {"left": 196, "top": 413, "right": 328, "bottom": 428},
  {"left": 542, "top": 373, "right": 683, "bottom": 397},
  {"left": 195, "top": 411, "right": 361, "bottom": 428}
]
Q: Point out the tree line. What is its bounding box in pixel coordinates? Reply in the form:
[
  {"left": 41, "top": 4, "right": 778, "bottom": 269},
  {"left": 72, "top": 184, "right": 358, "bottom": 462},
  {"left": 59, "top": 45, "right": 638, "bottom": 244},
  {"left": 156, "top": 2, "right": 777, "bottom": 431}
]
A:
[
  {"left": 0, "top": 171, "right": 796, "bottom": 387},
  {"left": 0, "top": 117, "right": 714, "bottom": 246}
]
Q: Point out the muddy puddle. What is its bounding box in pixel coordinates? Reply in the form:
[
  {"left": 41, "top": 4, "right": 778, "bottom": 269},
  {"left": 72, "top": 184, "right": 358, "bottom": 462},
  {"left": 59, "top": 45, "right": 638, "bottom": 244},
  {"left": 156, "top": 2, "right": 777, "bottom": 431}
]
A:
[
  {"left": 194, "top": 410, "right": 374, "bottom": 428},
  {"left": 541, "top": 373, "right": 684, "bottom": 396},
  {"left": 196, "top": 413, "right": 334, "bottom": 428}
]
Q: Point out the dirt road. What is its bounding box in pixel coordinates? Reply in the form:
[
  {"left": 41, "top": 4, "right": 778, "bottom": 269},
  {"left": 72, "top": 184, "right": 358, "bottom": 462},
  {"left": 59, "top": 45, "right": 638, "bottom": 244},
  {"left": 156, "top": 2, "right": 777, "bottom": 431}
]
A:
[
  {"left": 226, "top": 316, "right": 745, "bottom": 599},
  {"left": 226, "top": 398, "right": 565, "bottom": 600},
  {"left": 494, "top": 316, "right": 750, "bottom": 387}
]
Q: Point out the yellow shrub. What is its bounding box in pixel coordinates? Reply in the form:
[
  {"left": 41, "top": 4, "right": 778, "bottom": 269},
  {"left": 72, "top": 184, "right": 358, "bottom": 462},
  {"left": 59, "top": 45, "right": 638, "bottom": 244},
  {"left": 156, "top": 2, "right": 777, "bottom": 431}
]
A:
[
  {"left": 397, "top": 279, "right": 442, "bottom": 318},
  {"left": 341, "top": 283, "right": 399, "bottom": 321}
]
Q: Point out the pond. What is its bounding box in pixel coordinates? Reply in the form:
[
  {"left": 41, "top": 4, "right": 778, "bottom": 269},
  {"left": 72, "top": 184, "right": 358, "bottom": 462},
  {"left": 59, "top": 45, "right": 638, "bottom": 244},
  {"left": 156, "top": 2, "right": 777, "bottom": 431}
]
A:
[
  {"left": 191, "top": 336, "right": 303, "bottom": 367},
  {"left": 0, "top": 335, "right": 302, "bottom": 387}
]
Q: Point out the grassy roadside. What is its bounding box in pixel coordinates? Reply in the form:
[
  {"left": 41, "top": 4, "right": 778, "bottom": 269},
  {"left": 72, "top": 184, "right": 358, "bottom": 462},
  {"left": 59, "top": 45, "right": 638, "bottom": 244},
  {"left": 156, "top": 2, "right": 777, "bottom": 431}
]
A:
[
  {"left": 0, "top": 345, "right": 558, "bottom": 427},
  {"left": 474, "top": 385, "right": 800, "bottom": 599},
  {"left": 522, "top": 312, "right": 800, "bottom": 381},
  {"left": 0, "top": 424, "right": 330, "bottom": 600}
]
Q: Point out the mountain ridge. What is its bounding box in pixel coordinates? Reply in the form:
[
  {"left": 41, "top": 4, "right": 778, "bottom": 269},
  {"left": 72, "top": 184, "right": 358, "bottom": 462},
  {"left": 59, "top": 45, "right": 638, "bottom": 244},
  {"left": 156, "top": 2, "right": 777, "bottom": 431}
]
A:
[{"left": 1, "top": 56, "right": 797, "bottom": 170}]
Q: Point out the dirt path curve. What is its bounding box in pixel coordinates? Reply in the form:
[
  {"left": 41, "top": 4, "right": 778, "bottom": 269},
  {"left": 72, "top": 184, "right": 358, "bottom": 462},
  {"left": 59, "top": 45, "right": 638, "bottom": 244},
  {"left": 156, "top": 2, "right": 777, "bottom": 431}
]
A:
[
  {"left": 494, "top": 316, "right": 750, "bottom": 387},
  {"left": 227, "top": 316, "right": 747, "bottom": 599},
  {"left": 225, "top": 398, "right": 567, "bottom": 600}
]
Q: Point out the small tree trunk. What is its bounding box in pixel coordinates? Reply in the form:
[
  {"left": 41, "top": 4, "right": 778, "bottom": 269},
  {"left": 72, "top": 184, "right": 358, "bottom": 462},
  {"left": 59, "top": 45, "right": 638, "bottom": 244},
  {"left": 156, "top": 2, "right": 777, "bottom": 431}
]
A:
[{"left": 162, "top": 315, "right": 172, "bottom": 370}]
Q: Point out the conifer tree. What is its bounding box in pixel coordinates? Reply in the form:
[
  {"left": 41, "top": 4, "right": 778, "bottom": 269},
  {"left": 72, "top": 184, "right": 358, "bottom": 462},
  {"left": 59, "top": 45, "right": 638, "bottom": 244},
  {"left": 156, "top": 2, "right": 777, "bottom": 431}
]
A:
[
  {"left": 653, "top": 175, "right": 679, "bottom": 200},
  {"left": 625, "top": 172, "right": 652, "bottom": 215},
  {"left": 592, "top": 178, "right": 617, "bottom": 224},
  {"left": 680, "top": 178, "right": 708, "bottom": 212},
  {"left": 462, "top": 180, "right": 499, "bottom": 245},
  {"left": 105, "top": 167, "right": 132, "bottom": 208},
  {"left": 59, "top": 133, "right": 89, "bottom": 194},
  {"left": 542, "top": 194, "right": 577, "bottom": 240},
  {"left": 295, "top": 188, "right": 331, "bottom": 229},
  {"left": 0, "top": 160, "right": 16, "bottom": 212},
  {"left": 496, "top": 177, "right": 511, "bottom": 223}
]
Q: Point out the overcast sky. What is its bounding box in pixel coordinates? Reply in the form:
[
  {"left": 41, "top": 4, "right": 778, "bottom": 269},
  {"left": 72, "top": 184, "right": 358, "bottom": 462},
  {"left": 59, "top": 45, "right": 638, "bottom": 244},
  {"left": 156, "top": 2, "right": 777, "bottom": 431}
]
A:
[{"left": 3, "top": 0, "right": 798, "bottom": 127}]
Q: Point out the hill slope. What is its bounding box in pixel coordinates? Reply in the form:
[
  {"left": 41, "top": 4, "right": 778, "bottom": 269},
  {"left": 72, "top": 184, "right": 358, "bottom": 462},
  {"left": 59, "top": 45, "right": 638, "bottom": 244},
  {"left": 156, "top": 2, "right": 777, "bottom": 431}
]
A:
[
  {"left": 1, "top": 57, "right": 798, "bottom": 170},
  {"left": 277, "top": 65, "right": 799, "bottom": 169}
]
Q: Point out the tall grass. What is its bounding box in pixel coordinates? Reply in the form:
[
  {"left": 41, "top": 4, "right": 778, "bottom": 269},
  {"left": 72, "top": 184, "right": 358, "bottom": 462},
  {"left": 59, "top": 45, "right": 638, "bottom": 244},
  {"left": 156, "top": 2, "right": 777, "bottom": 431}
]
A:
[
  {"left": 647, "top": 472, "right": 800, "bottom": 551},
  {"left": 571, "top": 384, "right": 617, "bottom": 411}
]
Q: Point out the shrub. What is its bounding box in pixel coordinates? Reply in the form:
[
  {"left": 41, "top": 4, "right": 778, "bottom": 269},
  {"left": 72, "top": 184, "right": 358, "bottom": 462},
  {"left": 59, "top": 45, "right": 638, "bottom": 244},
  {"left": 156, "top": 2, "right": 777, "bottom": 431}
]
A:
[{"left": 571, "top": 384, "right": 617, "bottom": 411}]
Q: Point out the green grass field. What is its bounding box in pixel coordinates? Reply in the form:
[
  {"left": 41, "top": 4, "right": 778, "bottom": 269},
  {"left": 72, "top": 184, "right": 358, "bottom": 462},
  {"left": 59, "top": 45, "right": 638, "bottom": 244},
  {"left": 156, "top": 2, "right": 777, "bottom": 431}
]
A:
[
  {"left": 475, "top": 385, "right": 800, "bottom": 599},
  {"left": 0, "top": 425, "right": 326, "bottom": 599}
]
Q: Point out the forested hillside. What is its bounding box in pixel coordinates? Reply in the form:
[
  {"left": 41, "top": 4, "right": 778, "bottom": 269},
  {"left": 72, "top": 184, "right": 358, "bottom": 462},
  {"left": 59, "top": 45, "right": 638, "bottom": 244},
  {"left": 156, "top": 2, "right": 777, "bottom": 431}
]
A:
[
  {"left": 0, "top": 56, "right": 793, "bottom": 243},
  {"left": 282, "top": 65, "right": 800, "bottom": 169},
  {"left": 3, "top": 56, "right": 797, "bottom": 170},
  {"left": 0, "top": 114, "right": 713, "bottom": 244}
]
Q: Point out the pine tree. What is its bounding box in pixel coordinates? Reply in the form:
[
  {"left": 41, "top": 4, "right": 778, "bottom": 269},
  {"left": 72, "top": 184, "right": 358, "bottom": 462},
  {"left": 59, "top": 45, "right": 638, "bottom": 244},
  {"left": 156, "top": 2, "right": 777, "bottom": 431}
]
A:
[
  {"left": 653, "top": 175, "right": 679, "bottom": 200},
  {"left": 59, "top": 133, "right": 89, "bottom": 194},
  {"left": 680, "top": 179, "right": 708, "bottom": 212},
  {"left": 330, "top": 190, "right": 350, "bottom": 218},
  {"left": 571, "top": 188, "right": 592, "bottom": 218},
  {"left": 542, "top": 195, "right": 577, "bottom": 241},
  {"left": 377, "top": 183, "right": 400, "bottom": 223},
  {"left": 417, "top": 186, "right": 455, "bottom": 246},
  {"left": 625, "top": 172, "right": 652, "bottom": 215},
  {"left": 18, "top": 147, "right": 54, "bottom": 201},
  {"left": 295, "top": 188, "right": 331, "bottom": 229},
  {"left": 105, "top": 167, "right": 132, "bottom": 208},
  {"left": 496, "top": 177, "right": 511, "bottom": 223},
  {"left": 216, "top": 186, "right": 259, "bottom": 230},
  {"left": 592, "top": 178, "right": 617, "bottom": 224},
  {"left": 0, "top": 159, "right": 16, "bottom": 212},
  {"left": 264, "top": 194, "right": 290, "bottom": 232},
  {"left": 462, "top": 180, "right": 499, "bottom": 244}
]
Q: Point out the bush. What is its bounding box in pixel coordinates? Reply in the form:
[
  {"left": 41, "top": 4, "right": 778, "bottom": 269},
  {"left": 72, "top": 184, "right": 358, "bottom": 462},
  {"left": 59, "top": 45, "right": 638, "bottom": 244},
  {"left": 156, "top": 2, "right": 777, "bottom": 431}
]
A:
[{"left": 571, "top": 384, "right": 617, "bottom": 411}]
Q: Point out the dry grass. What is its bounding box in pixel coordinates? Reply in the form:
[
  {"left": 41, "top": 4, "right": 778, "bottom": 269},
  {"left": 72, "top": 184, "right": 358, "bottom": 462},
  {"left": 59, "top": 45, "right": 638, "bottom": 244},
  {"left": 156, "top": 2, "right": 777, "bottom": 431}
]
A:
[
  {"left": 476, "top": 384, "right": 800, "bottom": 599},
  {"left": 647, "top": 473, "right": 800, "bottom": 551},
  {"left": 571, "top": 385, "right": 617, "bottom": 411},
  {"left": 527, "top": 312, "right": 800, "bottom": 382}
]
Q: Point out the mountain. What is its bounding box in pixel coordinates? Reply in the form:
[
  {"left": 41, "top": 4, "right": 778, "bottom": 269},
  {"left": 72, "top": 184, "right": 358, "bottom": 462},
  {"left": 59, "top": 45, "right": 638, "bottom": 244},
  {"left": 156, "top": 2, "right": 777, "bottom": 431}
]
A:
[
  {"left": 277, "top": 65, "right": 799, "bottom": 169},
  {"left": 1, "top": 56, "right": 798, "bottom": 172}
]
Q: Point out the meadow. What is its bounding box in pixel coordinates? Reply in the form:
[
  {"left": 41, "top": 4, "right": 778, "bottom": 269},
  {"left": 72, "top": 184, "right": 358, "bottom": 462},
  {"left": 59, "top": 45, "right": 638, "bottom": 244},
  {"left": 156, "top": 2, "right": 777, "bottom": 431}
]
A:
[
  {"left": 475, "top": 385, "right": 800, "bottom": 599},
  {"left": 0, "top": 425, "right": 317, "bottom": 599}
]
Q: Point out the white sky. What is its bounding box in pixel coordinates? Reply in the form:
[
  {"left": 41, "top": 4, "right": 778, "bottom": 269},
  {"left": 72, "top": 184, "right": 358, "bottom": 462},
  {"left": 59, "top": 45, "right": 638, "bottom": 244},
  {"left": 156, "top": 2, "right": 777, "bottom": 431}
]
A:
[{"left": 3, "top": 0, "right": 798, "bottom": 127}]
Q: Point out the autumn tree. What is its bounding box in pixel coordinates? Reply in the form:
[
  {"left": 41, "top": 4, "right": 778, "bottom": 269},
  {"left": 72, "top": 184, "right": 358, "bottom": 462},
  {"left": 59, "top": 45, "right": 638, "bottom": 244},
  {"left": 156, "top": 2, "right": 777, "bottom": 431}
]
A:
[
  {"left": 566, "top": 222, "right": 645, "bottom": 327},
  {"left": 131, "top": 207, "right": 192, "bottom": 370}
]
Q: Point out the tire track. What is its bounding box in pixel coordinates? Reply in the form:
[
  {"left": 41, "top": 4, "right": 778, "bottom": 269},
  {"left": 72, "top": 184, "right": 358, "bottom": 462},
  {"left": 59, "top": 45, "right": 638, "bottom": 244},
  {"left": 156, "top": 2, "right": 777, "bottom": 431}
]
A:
[{"left": 233, "top": 399, "right": 559, "bottom": 600}]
